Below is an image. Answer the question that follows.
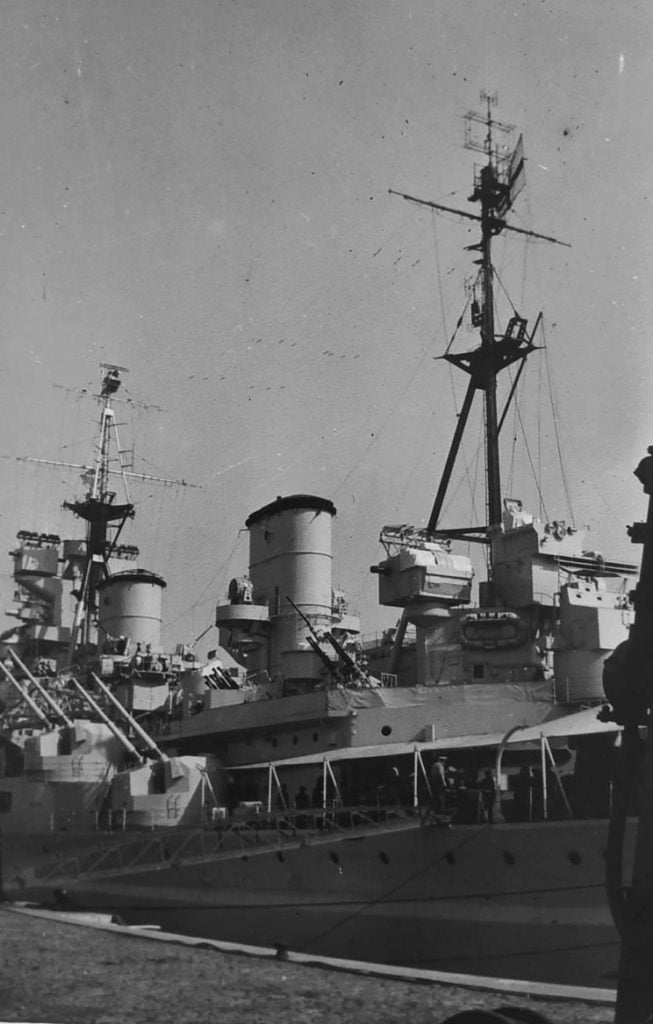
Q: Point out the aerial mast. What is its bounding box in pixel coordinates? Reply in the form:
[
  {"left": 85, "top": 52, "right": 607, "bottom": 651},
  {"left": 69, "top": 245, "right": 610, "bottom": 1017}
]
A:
[
  {"left": 434, "top": 91, "right": 524, "bottom": 538},
  {"left": 16, "top": 363, "right": 193, "bottom": 659},
  {"left": 63, "top": 364, "right": 136, "bottom": 646},
  {"left": 476, "top": 92, "right": 502, "bottom": 530},
  {"left": 389, "top": 93, "right": 567, "bottom": 568}
]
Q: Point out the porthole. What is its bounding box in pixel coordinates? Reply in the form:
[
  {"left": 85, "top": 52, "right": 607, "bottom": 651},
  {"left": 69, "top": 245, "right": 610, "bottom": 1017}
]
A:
[{"left": 381, "top": 725, "right": 392, "bottom": 737}]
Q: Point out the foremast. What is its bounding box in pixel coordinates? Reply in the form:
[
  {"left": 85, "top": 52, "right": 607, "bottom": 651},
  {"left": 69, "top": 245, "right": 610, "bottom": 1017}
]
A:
[
  {"left": 14, "top": 363, "right": 190, "bottom": 661},
  {"left": 63, "top": 365, "right": 137, "bottom": 648}
]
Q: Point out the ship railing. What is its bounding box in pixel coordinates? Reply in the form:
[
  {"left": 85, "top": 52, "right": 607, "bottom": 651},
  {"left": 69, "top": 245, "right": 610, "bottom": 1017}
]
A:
[
  {"left": 228, "top": 803, "right": 412, "bottom": 834},
  {"left": 380, "top": 673, "right": 398, "bottom": 687},
  {"left": 32, "top": 805, "right": 417, "bottom": 882},
  {"left": 32, "top": 821, "right": 265, "bottom": 882},
  {"left": 34, "top": 830, "right": 215, "bottom": 881}
]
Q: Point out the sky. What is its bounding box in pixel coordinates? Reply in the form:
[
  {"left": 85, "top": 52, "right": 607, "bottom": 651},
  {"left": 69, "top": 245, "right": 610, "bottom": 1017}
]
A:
[{"left": 0, "top": 0, "right": 652, "bottom": 655}]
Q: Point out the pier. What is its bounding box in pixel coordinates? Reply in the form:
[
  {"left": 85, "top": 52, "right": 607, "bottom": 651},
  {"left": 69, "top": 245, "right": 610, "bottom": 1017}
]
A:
[{"left": 1, "top": 903, "right": 614, "bottom": 1023}]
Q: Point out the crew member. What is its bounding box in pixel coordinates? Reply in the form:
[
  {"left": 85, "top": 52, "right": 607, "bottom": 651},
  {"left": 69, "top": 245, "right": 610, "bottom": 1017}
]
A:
[{"left": 479, "top": 768, "right": 497, "bottom": 824}]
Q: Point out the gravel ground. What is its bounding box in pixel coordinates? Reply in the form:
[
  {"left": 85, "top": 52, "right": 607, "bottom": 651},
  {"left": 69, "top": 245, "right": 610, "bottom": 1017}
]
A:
[{"left": 0, "top": 907, "right": 615, "bottom": 1024}]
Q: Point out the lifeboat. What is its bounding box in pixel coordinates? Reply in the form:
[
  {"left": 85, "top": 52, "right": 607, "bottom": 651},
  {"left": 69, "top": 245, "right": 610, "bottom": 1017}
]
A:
[{"left": 457, "top": 610, "right": 528, "bottom": 650}]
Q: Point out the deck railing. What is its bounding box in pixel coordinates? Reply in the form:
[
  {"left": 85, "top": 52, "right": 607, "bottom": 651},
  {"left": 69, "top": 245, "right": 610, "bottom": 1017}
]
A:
[{"left": 33, "top": 805, "right": 415, "bottom": 883}]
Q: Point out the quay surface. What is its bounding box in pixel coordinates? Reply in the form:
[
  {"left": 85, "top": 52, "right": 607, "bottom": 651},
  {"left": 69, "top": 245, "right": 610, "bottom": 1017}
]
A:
[{"left": 0, "top": 904, "right": 615, "bottom": 1024}]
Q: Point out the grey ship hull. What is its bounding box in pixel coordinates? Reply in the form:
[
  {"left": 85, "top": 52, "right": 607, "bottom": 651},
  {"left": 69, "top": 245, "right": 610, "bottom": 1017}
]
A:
[{"left": 5, "top": 816, "right": 633, "bottom": 988}]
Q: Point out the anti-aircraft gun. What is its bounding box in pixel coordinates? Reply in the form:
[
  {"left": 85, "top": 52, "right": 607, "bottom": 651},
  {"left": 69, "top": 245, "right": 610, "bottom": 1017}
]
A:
[{"left": 286, "top": 595, "right": 372, "bottom": 689}]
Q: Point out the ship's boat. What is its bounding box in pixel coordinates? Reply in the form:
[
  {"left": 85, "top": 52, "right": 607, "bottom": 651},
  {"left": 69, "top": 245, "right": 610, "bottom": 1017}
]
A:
[{"left": 2, "top": 107, "right": 641, "bottom": 990}]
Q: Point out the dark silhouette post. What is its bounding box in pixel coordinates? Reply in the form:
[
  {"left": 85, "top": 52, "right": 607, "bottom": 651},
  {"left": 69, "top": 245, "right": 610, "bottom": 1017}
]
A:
[{"left": 612, "top": 448, "right": 653, "bottom": 1023}]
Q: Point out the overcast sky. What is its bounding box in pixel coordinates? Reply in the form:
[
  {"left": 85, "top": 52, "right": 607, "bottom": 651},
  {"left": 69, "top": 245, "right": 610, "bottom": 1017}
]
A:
[{"left": 0, "top": 1, "right": 651, "bottom": 652}]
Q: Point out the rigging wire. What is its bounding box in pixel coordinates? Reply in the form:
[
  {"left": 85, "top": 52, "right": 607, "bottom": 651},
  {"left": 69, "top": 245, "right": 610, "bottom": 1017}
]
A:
[
  {"left": 331, "top": 219, "right": 464, "bottom": 504},
  {"left": 300, "top": 820, "right": 495, "bottom": 950},
  {"left": 430, "top": 212, "right": 473, "bottom": 357},
  {"left": 520, "top": 236, "right": 530, "bottom": 312},
  {"left": 541, "top": 319, "right": 576, "bottom": 526},
  {"left": 469, "top": 412, "right": 484, "bottom": 532},
  {"left": 431, "top": 212, "right": 450, "bottom": 343},
  {"left": 296, "top": 817, "right": 611, "bottom": 964},
  {"left": 331, "top": 346, "right": 433, "bottom": 500},
  {"left": 537, "top": 331, "right": 544, "bottom": 521},
  {"left": 496, "top": 253, "right": 570, "bottom": 526},
  {"left": 442, "top": 293, "right": 472, "bottom": 356},
  {"left": 438, "top": 420, "right": 484, "bottom": 527},
  {"left": 163, "top": 528, "right": 246, "bottom": 632},
  {"left": 392, "top": 405, "right": 439, "bottom": 517},
  {"left": 546, "top": 415, "right": 626, "bottom": 531},
  {"left": 511, "top": 387, "right": 549, "bottom": 523},
  {"left": 492, "top": 265, "right": 519, "bottom": 317},
  {"left": 505, "top": 370, "right": 518, "bottom": 498}
]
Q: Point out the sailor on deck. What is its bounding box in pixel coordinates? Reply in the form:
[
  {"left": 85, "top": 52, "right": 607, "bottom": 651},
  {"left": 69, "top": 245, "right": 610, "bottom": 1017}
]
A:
[{"left": 428, "top": 756, "right": 449, "bottom": 815}]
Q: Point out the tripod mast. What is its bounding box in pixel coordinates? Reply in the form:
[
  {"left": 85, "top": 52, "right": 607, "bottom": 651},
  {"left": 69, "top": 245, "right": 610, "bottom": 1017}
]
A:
[{"left": 390, "top": 93, "right": 567, "bottom": 566}]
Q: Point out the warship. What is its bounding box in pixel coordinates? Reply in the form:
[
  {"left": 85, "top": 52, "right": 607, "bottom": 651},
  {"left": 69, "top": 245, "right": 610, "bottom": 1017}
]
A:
[
  {"left": 0, "top": 365, "right": 226, "bottom": 872},
  {"left": 1, "top": 103, "right": 640, "bottom": 988}
]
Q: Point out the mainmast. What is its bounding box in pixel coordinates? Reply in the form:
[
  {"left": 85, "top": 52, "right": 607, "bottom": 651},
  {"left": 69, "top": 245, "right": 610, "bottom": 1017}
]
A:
[{"left": 390, "top": 93, "right": 568, "bottom": 563}]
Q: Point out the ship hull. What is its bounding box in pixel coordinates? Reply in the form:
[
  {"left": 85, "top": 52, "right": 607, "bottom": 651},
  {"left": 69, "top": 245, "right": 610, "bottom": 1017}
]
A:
[{"left": 5, "top": 817, "right": 632, "bottom": 988}]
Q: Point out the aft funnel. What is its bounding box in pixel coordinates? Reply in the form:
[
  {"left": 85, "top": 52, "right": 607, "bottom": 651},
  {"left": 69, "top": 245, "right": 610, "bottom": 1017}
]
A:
[{"left": 216, "top": 494, "right": 358, "bottom": 688}]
